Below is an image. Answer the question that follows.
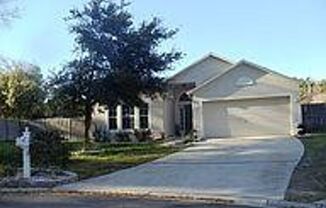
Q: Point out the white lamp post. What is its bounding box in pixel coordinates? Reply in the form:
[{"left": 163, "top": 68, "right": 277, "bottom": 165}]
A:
[{"left": 15, "top": 127, "right": 31, "bottom": 179}]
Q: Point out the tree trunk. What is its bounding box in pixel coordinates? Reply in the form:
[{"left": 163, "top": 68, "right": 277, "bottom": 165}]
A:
[{"left": 83, "top": 105, "right": 93, "bottom": 149}]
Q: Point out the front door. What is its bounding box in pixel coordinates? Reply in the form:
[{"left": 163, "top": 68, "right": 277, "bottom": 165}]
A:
[{"left": 179, "top": 104, "right": 193, "bottom": 135}]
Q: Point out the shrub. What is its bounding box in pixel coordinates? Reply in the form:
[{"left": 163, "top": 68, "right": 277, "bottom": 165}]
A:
[
  {"left": 134, "top": 129, "right": 152, "bottom": 142},
  {"left": 297, "top": 124, "right": 307, "bottom": 136},
  {"left": 115, "top": 131, "right": 131, "bottom": 143},
  {"left": 160, "top": 132, "right": 165, "bottom": 140},
  {"left": 298, "top": 129, "right": 307, "bottom": 136},
  {"left": 0, "top": 141, "right": 22, "bottom": 176},
  {"left": 31, "top": 129, "right": 70, "bottom": 169},
  {"left": 93, "top": 125, "right": 110, "bottom": 142},
  {"left": 297, "top": 124, "right": 305, "bottom": 129},
  {"left": 0, "top": 164, "right": 5, "bottom": 177}
]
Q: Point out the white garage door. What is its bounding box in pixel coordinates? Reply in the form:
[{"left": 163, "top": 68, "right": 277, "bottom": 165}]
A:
[{"left": 202, "top": 96, "right": 291, "bottom": 138}]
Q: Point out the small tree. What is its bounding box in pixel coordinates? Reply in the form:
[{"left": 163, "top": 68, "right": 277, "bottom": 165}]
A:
[
  {"left": 52, "top": 0, "right": 182, "bottom": 143},
  {"left": 0, "top": 62, "right": 46, "bottom": 119}
]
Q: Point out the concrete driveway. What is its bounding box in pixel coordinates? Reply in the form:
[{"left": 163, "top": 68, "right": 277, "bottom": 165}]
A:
[{"left": 59, "top": 136, "right": 304, "bottom": 200}]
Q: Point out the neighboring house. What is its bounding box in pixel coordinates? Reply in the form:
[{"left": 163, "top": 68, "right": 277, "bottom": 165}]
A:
[
  {"left": 301, "top": 93, "right": 326, "bottom": 104},
  {"left": 93, "top": 53, "right": 301, "bottom": 138}
]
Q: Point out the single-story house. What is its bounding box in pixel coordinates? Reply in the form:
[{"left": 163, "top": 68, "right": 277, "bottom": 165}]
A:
[{"left": 93, "top": 53, "right": 302, "bottom": 138}]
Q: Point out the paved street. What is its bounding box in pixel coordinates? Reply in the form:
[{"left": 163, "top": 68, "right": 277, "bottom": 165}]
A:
[
  {"left": 59, "top": 136, "right": 304, "bottom": 200},
  {"left": 0, "top": 193, "right": 254, "bottom": 208}
]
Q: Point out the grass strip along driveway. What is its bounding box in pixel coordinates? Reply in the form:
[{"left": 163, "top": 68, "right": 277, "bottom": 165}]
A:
[
  {"left": 286, "top": 134, "right": 326, "bottom": 202},
  {"left": 67, "top": 142, "right": 181, "bottom": 179}
]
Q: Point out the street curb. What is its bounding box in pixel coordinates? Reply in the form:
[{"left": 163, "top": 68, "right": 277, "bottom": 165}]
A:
[
  {"left": 1, "top": 188, "right": 325, "bottom": 208},
  {"left": 52, "top": 189, "right": 268, "bottom": 207},
  {"left": 52, "top": 189, "right": 326, "bottom": 208}
]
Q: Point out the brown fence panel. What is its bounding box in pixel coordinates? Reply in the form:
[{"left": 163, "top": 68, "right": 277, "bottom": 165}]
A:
[
  {"left": 0, "top": 118, "right": 87, "bottom": 141},
  {"left": 33, "top": 118, "right": 85, "bottom": 140},
  {"left": 302, "top": 103, "right": 326, "bottom": 133}
]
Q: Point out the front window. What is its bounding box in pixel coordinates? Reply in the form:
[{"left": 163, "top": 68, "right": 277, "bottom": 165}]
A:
[
  {"left": 108, "top": 106, "right": 117, "bottom": 130},
  {"left": 122, "top": 105, "right": 134, "bottom": 129},
  {"left": 140, "top": 104, "right": 149, "bottom": 129}
]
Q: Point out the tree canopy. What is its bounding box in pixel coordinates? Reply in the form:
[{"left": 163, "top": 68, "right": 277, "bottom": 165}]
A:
[
  {"left": 0, "top": 0, "right": 19, "bottom": 25},
  {"left": 0, "top": 62, "right": 45, "bottom": 119},
  {"left": 299, "top": 78, "right": 326, "bottom": 101},
  {"left": 51, "top": 0, "right": 182, "bottom": 140}
]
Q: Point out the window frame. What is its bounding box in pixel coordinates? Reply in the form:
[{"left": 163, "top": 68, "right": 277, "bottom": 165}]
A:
[
  {"left": 139, "top": 104, "right": 149, "bottom": 129},
  {"left": 108, "top": 106, "right": 118, "bottom": 130},
  {"left": 122, "top": 105, "right": 135, "bottom": 129}
]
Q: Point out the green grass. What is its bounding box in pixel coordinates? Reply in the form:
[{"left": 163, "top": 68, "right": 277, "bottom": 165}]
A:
[
  {"left": 67, "top": 142, "right": 181, "bottom": 179},
  {"left": 303, "top": 135, "right": 326, "bottom": 160},
  {"left": 0, "top": 141, "right": 181, "bottom": 180},
  {"left": 0, "top": 142, "right": 180, "bottom": 179},
  {"left": 286, "top": 134, "right": 326, "bottom": 202}
]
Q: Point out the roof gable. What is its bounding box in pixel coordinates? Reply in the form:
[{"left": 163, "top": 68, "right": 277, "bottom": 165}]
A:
[
  {"left": 190, "top": 61, "right": 299, "bottom": 100},
  {"left": 189, "top": 59, "right": 299, "bottom": 95},
  {"left": 168, "top": 53, "right": 234, "bottom": 85}
]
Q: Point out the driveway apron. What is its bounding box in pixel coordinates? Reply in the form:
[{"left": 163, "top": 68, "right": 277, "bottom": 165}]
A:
[{"left": 59, "top": 136, "right": 304, "bottom": 200}]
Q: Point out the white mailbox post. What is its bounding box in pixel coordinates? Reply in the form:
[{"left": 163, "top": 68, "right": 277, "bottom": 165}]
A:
[{"left": 16, "top": 127, "right": 31, "bottom": 179}]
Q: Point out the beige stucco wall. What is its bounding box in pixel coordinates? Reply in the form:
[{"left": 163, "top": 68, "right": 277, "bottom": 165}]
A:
[
  {"left": 169, "top": 56, "right": 232, "bottom": 85},
  {"left": 192, "top": 63, "right": 301, "bottom": 137},
  {"left": 149, "top": 96, "right": 165, "bottom": 133},
  {"left": 163, "top": 96, "right": 175, "bottom": 136},
  {"left": 93, "top": 59, "right": 302, "bottom": 138},
  {"left": 192, "top": 100, "right": 203, "bottom": 137},
  {"left": 193, "top": 63, "right": 299, "bottom": 99},
  {"left": 92, "top": 104, "right": 108, "bottom": 130}
]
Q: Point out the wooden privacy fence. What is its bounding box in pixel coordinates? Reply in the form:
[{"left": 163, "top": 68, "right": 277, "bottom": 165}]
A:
[
  {"left": 33, "top": 118, "right": 86, "bottom": 140},
  {"left": 302, "top": 103, "right": 326, "bottom": 133},
  {"left": 0, "top": 118, "right": 86, "bottom": 141}
]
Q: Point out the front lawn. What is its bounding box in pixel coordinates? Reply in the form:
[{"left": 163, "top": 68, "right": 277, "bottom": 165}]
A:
[
  {"left": 286, "top": 135, "right": 326, "bottom": 202},
  {"left": 67, "top": 142, "right": 181, "bottom": 179},
  {"left": 0, "top": 141, "right": 181, "bottom": 180}
]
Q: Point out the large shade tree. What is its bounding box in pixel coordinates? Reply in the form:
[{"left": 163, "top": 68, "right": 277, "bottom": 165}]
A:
[{"left": 52, "top": 0, "right": 182, "bottom": 141}]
